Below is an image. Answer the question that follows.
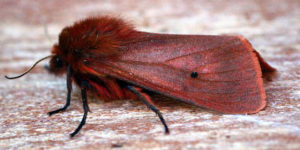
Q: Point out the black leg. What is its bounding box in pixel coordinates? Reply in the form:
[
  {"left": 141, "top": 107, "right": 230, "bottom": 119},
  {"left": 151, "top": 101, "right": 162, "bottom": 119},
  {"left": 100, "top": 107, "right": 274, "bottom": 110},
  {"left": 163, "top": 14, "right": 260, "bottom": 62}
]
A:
[
  {"left": 126, "top": 85, "right": 169, "bottom": 134},
  {"left": 70, "top": 80, "right": 89, "bottom": 137},
  {"left": 48, "top": 66, "right": 73, "bottom": 116}
]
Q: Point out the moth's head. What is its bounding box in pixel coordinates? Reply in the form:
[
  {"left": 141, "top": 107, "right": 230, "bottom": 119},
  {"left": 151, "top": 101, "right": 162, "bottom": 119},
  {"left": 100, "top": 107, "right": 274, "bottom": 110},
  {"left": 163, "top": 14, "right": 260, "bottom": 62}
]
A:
[{"left": 48, "top": 44, "right": 67, "bottom": 75}]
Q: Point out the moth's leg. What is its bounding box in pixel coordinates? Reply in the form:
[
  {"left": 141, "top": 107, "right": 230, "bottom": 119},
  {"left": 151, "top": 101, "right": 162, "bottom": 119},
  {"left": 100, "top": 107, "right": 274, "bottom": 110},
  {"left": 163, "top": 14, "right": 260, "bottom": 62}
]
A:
[
  {"left": 70, "top": 80, "right": 89, "bottom": 137},
  {"left": 48, "top": 66, "right": 73, "bottom": 116},
  {"left": 126, "top": 85, "right": 169, "bottom": 134}
]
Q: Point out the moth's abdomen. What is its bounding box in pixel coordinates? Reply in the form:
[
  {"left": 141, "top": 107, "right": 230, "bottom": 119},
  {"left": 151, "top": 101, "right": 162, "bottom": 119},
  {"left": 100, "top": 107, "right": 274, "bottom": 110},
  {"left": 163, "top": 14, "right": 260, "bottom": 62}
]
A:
[{"left": 87, "top": 77, "right": 137, "bottom": 101}]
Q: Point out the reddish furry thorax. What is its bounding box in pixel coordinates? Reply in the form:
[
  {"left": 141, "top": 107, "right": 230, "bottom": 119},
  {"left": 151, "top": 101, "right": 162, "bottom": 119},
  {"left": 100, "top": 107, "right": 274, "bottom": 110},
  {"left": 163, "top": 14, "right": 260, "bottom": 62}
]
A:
[{"left": 50, "top": 16, "right": 136, "bottom": 74}]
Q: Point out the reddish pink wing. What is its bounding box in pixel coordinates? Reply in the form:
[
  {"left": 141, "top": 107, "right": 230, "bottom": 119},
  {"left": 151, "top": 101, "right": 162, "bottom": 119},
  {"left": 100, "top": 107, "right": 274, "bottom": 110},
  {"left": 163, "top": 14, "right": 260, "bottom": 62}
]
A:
[{"left": 85, "top": 32, "right": 270, "bottom": 114}]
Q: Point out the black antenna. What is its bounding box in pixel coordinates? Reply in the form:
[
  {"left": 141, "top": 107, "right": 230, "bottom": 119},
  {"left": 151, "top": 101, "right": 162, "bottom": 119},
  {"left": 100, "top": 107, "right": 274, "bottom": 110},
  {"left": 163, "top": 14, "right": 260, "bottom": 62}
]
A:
[{"left": 5, "top": 55, "right": 54, "bottom": 79}]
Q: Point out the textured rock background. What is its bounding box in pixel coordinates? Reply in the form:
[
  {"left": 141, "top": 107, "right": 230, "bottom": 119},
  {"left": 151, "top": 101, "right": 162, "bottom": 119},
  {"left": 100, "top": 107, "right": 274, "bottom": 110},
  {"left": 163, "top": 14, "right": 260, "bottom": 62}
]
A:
[{"left": 0, "top": 0, "right": 299, "bottom": 149}]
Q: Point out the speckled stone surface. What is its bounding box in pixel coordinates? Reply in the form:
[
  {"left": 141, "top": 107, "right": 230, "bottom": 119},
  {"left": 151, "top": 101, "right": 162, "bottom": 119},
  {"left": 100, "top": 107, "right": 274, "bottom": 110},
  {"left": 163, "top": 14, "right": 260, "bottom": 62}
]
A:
[{"left": 0, "top": 0, "right": 299, "bottom": 149}]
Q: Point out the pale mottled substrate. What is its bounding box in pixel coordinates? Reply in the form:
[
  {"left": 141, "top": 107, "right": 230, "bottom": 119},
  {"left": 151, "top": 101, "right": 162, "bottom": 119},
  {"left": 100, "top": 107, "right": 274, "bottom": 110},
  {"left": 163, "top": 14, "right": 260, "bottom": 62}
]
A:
[{"left": 0, "top": 0, "right": 299, "bottom": 149}]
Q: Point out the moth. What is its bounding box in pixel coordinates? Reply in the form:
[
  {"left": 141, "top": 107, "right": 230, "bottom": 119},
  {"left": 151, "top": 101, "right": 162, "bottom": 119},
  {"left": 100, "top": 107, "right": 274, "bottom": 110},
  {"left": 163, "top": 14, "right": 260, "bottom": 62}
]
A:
[{"left": 6, "top": 16, "right": 276, "bottom": 137}]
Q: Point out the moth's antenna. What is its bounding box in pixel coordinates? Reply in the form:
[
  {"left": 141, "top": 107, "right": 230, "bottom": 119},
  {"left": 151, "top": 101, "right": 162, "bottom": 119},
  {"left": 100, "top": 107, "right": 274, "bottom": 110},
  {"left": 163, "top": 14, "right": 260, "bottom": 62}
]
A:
[{"left": 5, "top": 55, "right": 54, "bottom": 79}]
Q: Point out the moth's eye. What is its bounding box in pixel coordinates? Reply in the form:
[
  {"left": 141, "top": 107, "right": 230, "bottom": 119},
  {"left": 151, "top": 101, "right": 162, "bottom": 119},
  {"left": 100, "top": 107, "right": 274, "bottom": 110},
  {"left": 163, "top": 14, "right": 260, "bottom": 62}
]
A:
[{"left": 54, "top": 57, "right": 63, "bottom": 68}]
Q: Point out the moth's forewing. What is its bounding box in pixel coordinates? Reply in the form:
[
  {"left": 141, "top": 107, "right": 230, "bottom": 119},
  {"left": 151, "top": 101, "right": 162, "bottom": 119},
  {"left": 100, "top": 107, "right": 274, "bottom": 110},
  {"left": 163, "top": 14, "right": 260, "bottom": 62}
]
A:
[{"left": 84, "top": 33, "right": 273, "bottom": 114}]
